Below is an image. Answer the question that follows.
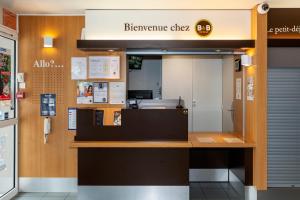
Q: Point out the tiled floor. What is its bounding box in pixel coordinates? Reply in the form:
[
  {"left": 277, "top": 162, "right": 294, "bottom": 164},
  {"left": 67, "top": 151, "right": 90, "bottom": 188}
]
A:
[
  {"left": 10, "top": 184, "right": 300, "bottom": 200},
  {"left": 190, "top": 182, "right": 243, "bottom": 200},
  {"left": 12, "top": 183, "right": 243, "bottom": 200}
]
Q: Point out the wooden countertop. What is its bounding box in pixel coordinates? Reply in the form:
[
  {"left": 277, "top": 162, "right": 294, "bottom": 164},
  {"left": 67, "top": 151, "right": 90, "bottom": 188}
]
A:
[
  {"left": 71, "top": 141, "right": 192, "bottom": 148},
  {"left": 189, "top": 132, "right": 255, "bottom": 148},
  {"left": 71, "top": 132, "right": 255, "bottom": 148}
]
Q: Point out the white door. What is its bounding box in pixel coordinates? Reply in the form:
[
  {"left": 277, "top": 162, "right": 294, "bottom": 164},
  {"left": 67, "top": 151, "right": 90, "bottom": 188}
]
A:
[
  {"left": 192, "top": 56, "right": 223, "bottom": 132},
  {"left": 0, "top": 34, "right": 18, "bottom": 200},
  {"left": 222, "top": 56, "right": 234, "bottom": 132},
  {"left": 162, "top": 55, "right": 223, "bottom": 132},
  {"left": 162, "top": 55, "right": 193, "bottom": 131}
]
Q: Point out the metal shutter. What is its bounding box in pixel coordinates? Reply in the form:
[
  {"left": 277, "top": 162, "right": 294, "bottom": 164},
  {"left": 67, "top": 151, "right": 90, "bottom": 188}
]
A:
[{"left": 268, "top": 67, "right": 300, "bottom": 187}]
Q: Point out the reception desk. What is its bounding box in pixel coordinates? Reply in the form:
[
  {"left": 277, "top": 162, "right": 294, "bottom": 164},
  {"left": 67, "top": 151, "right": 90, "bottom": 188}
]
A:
[{"left": 73, "top": 108, "right": 254, "bottom": 200}]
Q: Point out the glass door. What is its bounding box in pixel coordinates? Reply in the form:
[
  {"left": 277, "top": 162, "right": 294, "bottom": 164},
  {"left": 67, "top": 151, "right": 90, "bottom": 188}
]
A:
[{"left": 0, "top": 33, "right": 17, "bottom": 199}]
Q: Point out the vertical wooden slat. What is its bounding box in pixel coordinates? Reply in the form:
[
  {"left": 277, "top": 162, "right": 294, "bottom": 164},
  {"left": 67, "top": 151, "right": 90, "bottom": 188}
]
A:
[{"left": 249, "top": 6, "right": 268, "bottom": 190}]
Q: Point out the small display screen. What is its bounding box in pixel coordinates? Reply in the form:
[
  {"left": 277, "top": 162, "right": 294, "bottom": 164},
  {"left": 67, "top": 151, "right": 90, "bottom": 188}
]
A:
[{"left": 128, "top": 56, "right": 143, "bottom": 70}]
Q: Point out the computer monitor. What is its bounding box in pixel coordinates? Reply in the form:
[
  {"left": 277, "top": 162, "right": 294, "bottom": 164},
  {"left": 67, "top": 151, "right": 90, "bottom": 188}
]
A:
[{"left": 128, "top": 90, "right": 153, "bottom": 99}]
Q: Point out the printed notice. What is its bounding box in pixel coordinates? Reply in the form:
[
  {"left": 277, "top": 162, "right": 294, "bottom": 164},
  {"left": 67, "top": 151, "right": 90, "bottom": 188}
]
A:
[
  {"left": 93, "top": 82, "right": 108, "bottom": 103},
  {"left": 109, "top": 82, "right": 126, "bottom": 104},
  {"left": 68, "top": 108, "right": 76, "bottom": 130},
  {"left": 89, "top": 56, "right": 120, "bottom": 79},
  {"left": 236, "top": 78, "right": 242, "bottom": 100},
  {"left": 247, "top": 76, "right": 254, "bottom": 101},
  {"left": 40, "top": 94, "right": 56, "bottom": 116},
  {"left": 71, "top": 57, "right": 87, "bottom": 80},
  {"left": 76, "top": 81, "right": 93, "bottom": 104}
]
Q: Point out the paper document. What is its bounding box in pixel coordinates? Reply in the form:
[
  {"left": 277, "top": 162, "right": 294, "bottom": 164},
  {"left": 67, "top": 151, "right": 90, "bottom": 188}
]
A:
[
  {"left": 223, "top": 138, "right": 244, "bottom": 143},
  {"left": 89, "top": 56, "right": 120, "bottom": 79},
  {"left": 197, "top": 137, "right": 216, "bottom": 143},
  {"left": 71, "top": 57, "right": 87, "bottom": 80},
  {"left": 68, "top": 108, "right": 77, "bottom": 130},
  {"left": 109, "top": 82, "right": 126, "bottom": 104}
]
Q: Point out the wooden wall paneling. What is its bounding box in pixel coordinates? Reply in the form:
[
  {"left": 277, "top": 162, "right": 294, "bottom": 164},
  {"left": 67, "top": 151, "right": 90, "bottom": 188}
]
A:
[
  {"left": 19, "top": 16, "right": 42, "bottom": 177},
  {"left": 233, "top": 56, "right": 244, "bottom": 138},
  {"left": 18, "top": 16, "right": 126, "bottom": 178},
  {"left": 249, "top": 7, "right": 268, "bottom": 190}
]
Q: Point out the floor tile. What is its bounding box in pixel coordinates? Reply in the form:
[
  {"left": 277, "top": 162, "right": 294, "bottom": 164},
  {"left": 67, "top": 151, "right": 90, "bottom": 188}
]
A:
[
  {"left": 225, "top": 187, "right": 242, "bottom": 199},
  {"left": 66, "top": 193, "right": 77, "bottom": 198},
  {"left": 44, "top": 193, "right": 69, "bottom": 197},
  {"left": 203, "top": 188, "right": 229, "bottom": 199},
  {"left": 17, "top": 193, "right": 46, "bottom": 197},
  {"left": 200, "top": 182, "right": 223, "bottom": 189},
  {"left": 65, "top": 197, "right": 77, "bottom": 200},
  {"left": 13, "top": 197, "right": 42, "bottom": 200}
]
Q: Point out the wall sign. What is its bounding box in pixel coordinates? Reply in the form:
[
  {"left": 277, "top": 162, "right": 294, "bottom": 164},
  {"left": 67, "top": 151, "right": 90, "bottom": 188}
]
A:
[
  {"left": 76, "top": 81, "right": 93, "bottom": 104},
  {"left": 236, "top": 78, "right": 242, "bottom": 100},
  {"left": 86, "top": 10, "right": 251, "bottom": 40},
  {"left": 3, "top": 8, "right": 17, "bottom": 30},
  {"left": 247, "top": 77, "right": 254, "bottom": 101},
  {"left": 109, "top": 82, "right": 126, "bottom": 104},
  {"left": 33, "top": 59, "right": 64, "bottom": 68},
  {"left": 268, "top": 8, "right": 300, "bottom": 39},
  {"left": 89, "top": 56, "right": 120, "bottom": 79},
  {"left": 93, "top": 82, "right": 108, "bottom": 103},
  {"left": 40, "top": 94, "right": 56, "bottom": 116},
  {"left": 195, "top": 19, "right": 212, "bottom": 37},
  {"left": 71, "top": 57, "right": 87, "bottom": 80},
  {"left": 68, "top": 108, "right": 76, "bottom": 130}
]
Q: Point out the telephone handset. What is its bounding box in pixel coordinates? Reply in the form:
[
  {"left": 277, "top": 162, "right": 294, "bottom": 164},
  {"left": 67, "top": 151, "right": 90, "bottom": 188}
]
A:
[{"left": 44, "top": 117, "right": 51, "bottom": 144}]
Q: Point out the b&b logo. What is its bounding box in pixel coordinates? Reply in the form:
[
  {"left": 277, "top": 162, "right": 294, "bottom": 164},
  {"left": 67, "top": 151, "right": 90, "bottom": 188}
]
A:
[{"left": 195, "top": 19, "right": 213, "bottom": 37}]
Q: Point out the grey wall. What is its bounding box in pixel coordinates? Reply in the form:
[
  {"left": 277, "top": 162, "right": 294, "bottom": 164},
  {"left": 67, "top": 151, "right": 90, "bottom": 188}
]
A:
[
  {"left": 128, "top": 58, "right": 162, "bottom": 99},
  {"left": 268, "top": 48, "right": 300, "bottom": 68}
]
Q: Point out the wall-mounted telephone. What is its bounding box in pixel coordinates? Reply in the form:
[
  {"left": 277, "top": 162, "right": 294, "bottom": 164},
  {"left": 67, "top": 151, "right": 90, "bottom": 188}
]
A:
[{"left": 44, "top": 117, "right": 51, "bottom": 144}]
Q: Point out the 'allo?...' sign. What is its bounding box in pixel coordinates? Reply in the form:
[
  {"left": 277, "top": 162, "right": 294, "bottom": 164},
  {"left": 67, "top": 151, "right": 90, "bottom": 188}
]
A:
[{"left": 33, "top": 59, "right": 64, "bottom": 68}]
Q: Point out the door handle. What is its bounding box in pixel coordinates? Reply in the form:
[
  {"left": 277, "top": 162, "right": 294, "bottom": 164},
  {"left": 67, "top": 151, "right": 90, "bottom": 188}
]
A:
[
  {"left": 192, "top": 100, "right": 196, "bottom": 107},
  {"left": 230, "top": 103, "right": 235, "bottom": 122}
]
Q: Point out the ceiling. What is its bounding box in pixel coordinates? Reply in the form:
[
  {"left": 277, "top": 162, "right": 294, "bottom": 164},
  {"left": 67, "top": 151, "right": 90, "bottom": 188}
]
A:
[{"left": 1, "top": 0, "right": 300, "bottom": 14}]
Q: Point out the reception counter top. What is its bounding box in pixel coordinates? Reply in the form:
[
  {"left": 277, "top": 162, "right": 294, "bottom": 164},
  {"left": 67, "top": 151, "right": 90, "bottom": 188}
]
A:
[{"left": 71, "top": 132, "right": 255, "bottom": 148}]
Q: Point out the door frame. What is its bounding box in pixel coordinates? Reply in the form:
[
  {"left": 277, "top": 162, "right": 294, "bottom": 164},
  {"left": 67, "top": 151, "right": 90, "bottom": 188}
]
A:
[{"left": 0, "top": 24, "right": 18, "bottom": 200}]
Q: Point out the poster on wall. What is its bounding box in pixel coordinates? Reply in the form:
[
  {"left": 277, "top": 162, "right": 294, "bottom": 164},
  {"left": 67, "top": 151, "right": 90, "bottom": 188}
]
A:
[
  {"left": 247, "top": 77, "right": 254, "bottom": 101},
  {"left": 77, "top": 81, "right": 93, "bottom": 104},
  {"left": 93, "top": 82, "right": 108, "bottom": 103},
  {"left": 71, "top": 57, "right": 87, "bottom": 80},
  {"left": 109, "top": 82, "right": 126, "bottom": 104},
  {"left": 0, "top": 48, "right": 11, "bottom": 101},
  {"left": 68, "top": 108, "right": 77, "bottom": 130},
  {"left": 40, "top": 94, "right": 56, "bottom": 116},
  {"left": 235, "top": 78, "right": 242, "bottom": 100},
  {"left": 89, "top": 56, "right": 120, "bottom": 79}
]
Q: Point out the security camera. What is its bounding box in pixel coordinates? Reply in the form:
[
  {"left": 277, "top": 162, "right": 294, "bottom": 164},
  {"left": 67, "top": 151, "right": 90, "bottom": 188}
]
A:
[{"left": 257, "top": 2, "right": 270, "bottom": 14}]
